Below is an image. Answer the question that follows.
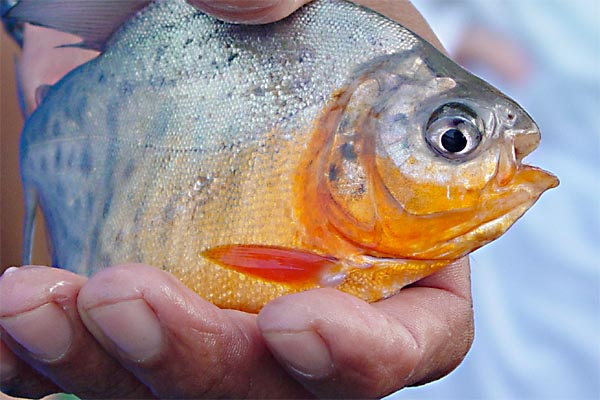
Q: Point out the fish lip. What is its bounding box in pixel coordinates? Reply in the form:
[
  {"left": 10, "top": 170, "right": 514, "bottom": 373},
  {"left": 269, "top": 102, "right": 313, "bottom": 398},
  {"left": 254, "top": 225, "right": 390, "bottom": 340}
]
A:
[
  {"left": 498, "top": 163, "right": 559, "bottom": 197},
  {"left": 473, "top": 164, "right": 558, "bottom": 240},
  {"left": 407, "top": 164, "right": 558, "bottom": 260}
]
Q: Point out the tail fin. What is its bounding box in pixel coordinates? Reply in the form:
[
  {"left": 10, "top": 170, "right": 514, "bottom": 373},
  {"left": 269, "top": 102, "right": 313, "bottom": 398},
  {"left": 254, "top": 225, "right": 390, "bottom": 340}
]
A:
[{"left": 22, "top": 186, "right": 37, "bottom": 265}]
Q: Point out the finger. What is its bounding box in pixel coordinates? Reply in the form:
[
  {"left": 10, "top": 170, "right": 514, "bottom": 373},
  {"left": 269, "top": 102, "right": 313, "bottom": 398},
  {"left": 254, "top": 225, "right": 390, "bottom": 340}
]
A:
[
  {"left": 257, "top": 258, "right": 473, "bottom": 398},
  {"left": 0, "top": 266, "right": 152, "bottom": 399},
  {"left": 1, "top": 337, "right": 61, "bottom": 398},
  {"left": 187, "top": 0, "right": 313, "bottom": 24},
  {"left": 20, "top": 25, "right": 98, "bottom": 115},
  {"left": 378, "top": 258, "right": 473, "bottom": 386},
  {"left": 77, "top": 264, "right": 310, "bottom": 398}
]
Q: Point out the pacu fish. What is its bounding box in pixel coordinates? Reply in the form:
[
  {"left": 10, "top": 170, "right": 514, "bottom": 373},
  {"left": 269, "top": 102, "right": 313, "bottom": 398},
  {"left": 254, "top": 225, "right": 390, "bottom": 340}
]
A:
[{"left": 10, "top": 0, "right": 558, "bottom": 312}]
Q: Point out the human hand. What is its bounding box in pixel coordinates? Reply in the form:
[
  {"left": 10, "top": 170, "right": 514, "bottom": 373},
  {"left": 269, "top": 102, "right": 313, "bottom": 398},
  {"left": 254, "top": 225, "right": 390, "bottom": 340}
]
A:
[
  {"left": 1, "top": 261, "right": 472, "bottom": 398},
  {"left": 3, "top": 2, "right": 472, "bottom": 398}
]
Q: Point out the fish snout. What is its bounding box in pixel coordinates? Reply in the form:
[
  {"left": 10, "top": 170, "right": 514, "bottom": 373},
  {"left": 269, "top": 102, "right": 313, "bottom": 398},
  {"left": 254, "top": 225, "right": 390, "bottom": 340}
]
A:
[
  {"left": 501, "top": 109, "right": 541, "bottom": 162},
  {"left": 494, "top": 113, "right": 554, "bottom": 188},
  {"left": 493, "top": 115, "right": 558, "bottom": 193},
  {"left": 512, "top": 126, "right": 541, "bottom": 162}
]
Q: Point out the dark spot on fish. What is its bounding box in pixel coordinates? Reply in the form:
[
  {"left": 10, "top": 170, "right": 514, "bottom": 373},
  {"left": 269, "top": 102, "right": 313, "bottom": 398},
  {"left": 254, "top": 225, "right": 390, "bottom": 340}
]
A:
[
  {"left": 183, "top": 38, "right": 193, "bottom": 47},
  {"left": 80, "top": 148, "right": 92, "bottom": 173},
  {"left": 98, "top": 73, "right": 105, "bottom": 83},
  {"left": 87, "top": 192, "right": 95, "bottom": 213},
  {"left": 163, "top": 193, "right": 180, "bottom": 223},
  {"left": 392, "top": 113, "right": 407, "bottom": 123},
  {"left": 54, "top": 146, "right": 62, "bottom": 168},
  {"left": 115, "top": 230, "right": 123, "bottom": 243},
  {"left": 102, "top": 195, "right": 112, "bottom": 218},
  {"left": 329, "top": 163, "right": 339, "bottom": 182},
  {"left": 99, "top": 253, "right": 112, "bottom": 269},
  {"left": 340, "top": 143, "right": 357, "bottom": 161},
  {"left": 36, "top": 111, "right": 50, "bottom": 139},
  {"left": 40, "top": 156, "right": 48, "bottom": 172},
  {"left": 123, "top": 160, "right": 136, "bottom": 180},
  {"left": 253, "top": 87, "right": 265, "bottom": 97},
  {"left": 55, "top": 182, "right": 65, "bottom": 198},
  {"left": 121, "top": 82, "right": 133, "bottom": 95},
  {"left": 133, "top": 208, "right": 143, "bottom": 225},
  {"left": 155, "top": 46, "right": 166, "bottom": 62},
  {"left": 150, "top": 76, "right": 166, "bottom": 89},
  {"left": 227, "top": 52, "right": 239, "bottom": 64},
  {"left": 298, "top": 56, "right": 304, "bottom": 63},
  {"left": 106, "top": 101, "right": 119, "bottom": 138},
  {"left": 337, "top": 118, "right": 351, "bottom": 134},
  {"left": 356, "top": 183, "right": 366, "bottom": 196},
  {"left": 67, "top": 148, "right": 76, "bottom": 167},
  {"left": 75, "top": 96, "right": 88, "bottom": 123},
  {"left": 61, "top": 80, "right": 74, "bottom": 101},
  {"left": 53, "top": 119, "right": 62, "bottom": 138},
  {"left": 72, "top": 198, "right": 81, "bottom": 214}
]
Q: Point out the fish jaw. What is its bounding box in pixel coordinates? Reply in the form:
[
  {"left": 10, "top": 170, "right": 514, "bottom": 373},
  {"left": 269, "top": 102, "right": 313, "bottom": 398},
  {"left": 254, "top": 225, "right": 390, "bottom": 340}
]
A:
[
  {"left": 408, "top": 164, "right": 559, "bottom": 259},
  {"left": 418, "top": 114, "right": 561, "bottom": 258}
]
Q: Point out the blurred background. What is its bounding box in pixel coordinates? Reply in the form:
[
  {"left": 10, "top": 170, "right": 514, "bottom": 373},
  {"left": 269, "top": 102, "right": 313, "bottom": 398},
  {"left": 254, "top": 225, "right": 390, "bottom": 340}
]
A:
[
  {"left": 1, "top": 0, "right": 599, "bottom": 399},
  {"left": 393, "top": 0, "right": 600, "bottom": 399}
]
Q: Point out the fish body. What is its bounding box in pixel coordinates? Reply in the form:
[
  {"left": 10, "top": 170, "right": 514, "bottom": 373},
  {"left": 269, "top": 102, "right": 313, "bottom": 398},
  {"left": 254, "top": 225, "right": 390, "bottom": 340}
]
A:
[{"left": 13, "top": 0, "right": 557, "bottom": 311}]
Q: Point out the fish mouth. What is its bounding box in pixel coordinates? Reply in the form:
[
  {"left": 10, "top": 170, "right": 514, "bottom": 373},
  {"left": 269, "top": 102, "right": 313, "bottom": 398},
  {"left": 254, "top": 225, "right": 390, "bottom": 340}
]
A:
[{"left": 412, "top": 164, "right": 559, "bottom": 260}]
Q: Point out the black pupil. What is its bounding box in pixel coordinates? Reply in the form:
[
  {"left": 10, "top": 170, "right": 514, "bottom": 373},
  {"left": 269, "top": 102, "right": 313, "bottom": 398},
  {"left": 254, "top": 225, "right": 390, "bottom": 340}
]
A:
[{"left": 441, "top": 129, "right": 467, "bottom": 153}]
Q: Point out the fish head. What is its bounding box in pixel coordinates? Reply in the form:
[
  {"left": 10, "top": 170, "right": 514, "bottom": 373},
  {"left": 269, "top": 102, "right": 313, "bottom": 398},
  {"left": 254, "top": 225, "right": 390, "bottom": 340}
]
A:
[{"left": 316, "top": 46, "right": 559, "bottom": 260}]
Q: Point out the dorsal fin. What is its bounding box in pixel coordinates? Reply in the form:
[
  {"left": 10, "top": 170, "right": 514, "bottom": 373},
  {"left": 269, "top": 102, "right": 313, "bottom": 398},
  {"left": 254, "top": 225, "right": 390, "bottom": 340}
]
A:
[{"left": 5, "top": 0, "right": 151, "bottom": 51}]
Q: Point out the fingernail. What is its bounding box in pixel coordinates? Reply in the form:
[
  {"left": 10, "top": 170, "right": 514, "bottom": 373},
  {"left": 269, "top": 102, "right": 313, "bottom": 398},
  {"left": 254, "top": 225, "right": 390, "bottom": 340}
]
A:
[
  {"left": 1, "top": 266, "right": 19, "bottom": 277},
  {"left": 0, "top": 303, "right": 72, "bottom": 361},
  {"left": 86, "top": 299, "right": 163, "bottom": 362},
  {"left": 263, "top": 330, "right": 333, "bottom": 379},
  {"left": 189, "top": 0, "right": 279, "bottom": 12},
  {"left": 44, "top": 394, "right": 82, "bottom": 400}
]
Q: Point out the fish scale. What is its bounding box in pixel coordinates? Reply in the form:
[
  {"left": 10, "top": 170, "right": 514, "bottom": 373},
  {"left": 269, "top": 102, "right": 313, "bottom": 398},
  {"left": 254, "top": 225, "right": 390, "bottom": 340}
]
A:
[
  {"left": 21, "top": 0, "right": 418, "bottom": 265},
  {"left": 14, "top": 0, "right": 557, "bottom": 312}
]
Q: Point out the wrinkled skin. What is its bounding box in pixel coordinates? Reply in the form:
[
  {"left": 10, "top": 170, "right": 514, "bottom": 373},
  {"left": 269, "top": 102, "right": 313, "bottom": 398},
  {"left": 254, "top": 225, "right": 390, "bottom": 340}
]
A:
[{"left": 0, "top": 1, "right": 473, "bottom": 398}]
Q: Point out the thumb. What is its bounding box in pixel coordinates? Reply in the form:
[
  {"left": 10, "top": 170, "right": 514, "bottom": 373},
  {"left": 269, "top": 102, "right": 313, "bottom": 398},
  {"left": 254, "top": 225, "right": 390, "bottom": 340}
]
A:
[{"left": 186, "top": 0, "right": 313, "bottom": 24}]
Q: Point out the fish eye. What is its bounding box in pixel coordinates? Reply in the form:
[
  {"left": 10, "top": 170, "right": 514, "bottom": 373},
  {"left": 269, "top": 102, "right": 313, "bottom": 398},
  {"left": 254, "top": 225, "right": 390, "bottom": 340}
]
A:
[{"left": 425, "top": 103, "right": 484, "bottom": 160}]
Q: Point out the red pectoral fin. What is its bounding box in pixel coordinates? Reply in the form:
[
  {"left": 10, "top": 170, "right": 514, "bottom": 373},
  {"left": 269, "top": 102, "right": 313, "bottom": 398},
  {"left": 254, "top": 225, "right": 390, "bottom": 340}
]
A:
[{"left": 202, "top": 245, "right": 338, "bottom": 284}]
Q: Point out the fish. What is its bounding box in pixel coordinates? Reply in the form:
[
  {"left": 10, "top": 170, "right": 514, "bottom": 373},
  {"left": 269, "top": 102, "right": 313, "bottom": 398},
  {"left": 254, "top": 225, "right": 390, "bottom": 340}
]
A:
[{"left": 8, "top": 0, "right": 558, "bottom": 312}]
